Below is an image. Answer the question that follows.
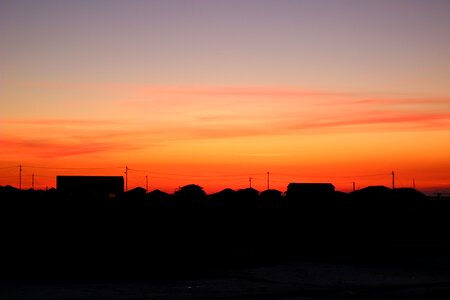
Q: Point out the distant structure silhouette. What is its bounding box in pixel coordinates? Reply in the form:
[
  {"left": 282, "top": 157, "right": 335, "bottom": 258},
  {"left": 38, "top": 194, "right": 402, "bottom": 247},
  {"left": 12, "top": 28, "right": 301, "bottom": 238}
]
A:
[{"left": 56, "top": 176, "right": 124, "bottom": 199}]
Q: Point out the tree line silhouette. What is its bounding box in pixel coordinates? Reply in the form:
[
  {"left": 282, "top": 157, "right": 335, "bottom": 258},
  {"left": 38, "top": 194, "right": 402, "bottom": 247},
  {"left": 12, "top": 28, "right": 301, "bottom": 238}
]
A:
[{"left": 1, "top": 182, "right": 449, "bottom": 281}]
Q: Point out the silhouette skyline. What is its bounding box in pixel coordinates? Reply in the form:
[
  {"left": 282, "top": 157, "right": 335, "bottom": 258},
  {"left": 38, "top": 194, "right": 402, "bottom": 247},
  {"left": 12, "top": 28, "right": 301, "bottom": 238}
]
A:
[
  {"left": 0, "top": 180, "right": 447, "bottom": 280},
  {"left": 1, "top": 164, "right": 449, "bottom": 196}
]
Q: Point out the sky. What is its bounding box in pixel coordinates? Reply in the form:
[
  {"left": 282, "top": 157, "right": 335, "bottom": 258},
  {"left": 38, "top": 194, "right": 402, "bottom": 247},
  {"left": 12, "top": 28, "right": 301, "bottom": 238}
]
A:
[{"left": 1, "top": 0, "right": 449, "bottom": 194}]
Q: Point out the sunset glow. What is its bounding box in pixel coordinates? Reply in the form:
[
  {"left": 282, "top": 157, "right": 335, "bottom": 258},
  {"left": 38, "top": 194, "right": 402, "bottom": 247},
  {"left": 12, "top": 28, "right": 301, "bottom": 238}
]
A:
[{"left": 1, "top": 1, "right": 449, "bottom": 194}]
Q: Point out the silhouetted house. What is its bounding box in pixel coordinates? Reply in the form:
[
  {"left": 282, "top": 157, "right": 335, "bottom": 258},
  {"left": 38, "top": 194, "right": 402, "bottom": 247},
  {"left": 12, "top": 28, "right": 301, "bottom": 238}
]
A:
[
  {"left": 56, "top": 176, "right": 124, "bottom": 199},
  {"left": 208, "top": 188, "right": 237, "bottom": 209},
  {"left": 147, "top": 189, "right": 171, "bottom": 202},
  {"left": 287, "top": 183, "right": 335, "bottom": 200},
  {"left": 351, "top": 185, "right": 391, "bottom": 202},
  {"left": 147, "top": 189, "right": 174, "bottom": 209},
  {"left": 392, "top": 188, "right": 426, "bottom": 201},
  {"left": 349, "top": 186, "right": 395, "bottom": 215},
  {"left": 124, "top": 187, "right": 147, "bottom": 203},
  {"left": 0, "top": 185, "right": 19, "bottom": 196}
]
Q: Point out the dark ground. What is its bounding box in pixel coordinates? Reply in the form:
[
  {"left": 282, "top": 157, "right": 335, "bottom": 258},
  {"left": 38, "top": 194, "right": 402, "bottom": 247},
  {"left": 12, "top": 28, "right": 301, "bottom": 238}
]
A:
[
  {"left": 2, "top": 187, "right": 450, "bottom": 299},
  {"left": 2, "top": 249, "right": 450, "bottom": 300}
]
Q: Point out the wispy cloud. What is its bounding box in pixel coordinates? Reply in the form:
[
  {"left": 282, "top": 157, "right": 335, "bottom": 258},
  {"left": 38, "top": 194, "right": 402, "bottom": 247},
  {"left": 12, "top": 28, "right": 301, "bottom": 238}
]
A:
[
  {"left": 286, "top": 111, "right": 450, "bottom": 131},
  {"left": 348, "top": 98, "right": 450, "bottom": 106},
  {"left": 10, "top": 80, "right": 349, "bottom": 98},
  {"left": 0, "top": 137, "right": 142, "bottom": 158},
  {"left": 0, "top": 118, "right": 121, "bottom": 126},
  {"left": 133, "top": 85, "right": 351, "bottom": 98},
  {"left": 240, "top": 153, "right": 286, "bottom": 157},
  {"left": 0, "top": 117, "right": 163, "bottom": 158},
  {"left": 5, "top": 81, "right": 450, "bottom": 141}
]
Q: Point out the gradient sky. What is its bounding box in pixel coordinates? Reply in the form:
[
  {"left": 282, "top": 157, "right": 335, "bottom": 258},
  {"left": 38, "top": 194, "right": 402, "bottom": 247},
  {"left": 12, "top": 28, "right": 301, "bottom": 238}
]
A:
[{"left": 1, "top": 0, "right": 449, "bottom": 193}]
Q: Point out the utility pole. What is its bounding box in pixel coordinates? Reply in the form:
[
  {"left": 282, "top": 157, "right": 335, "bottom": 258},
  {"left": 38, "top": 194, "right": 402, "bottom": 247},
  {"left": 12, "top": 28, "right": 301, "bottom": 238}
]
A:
[
  {"left": 413, "top": 178, "right": 416, "bottom": 189},
  {"left": 267, "top": 172, "right": 270, "bottom": 190},
  {"left": 125, "top": 166, "right": 129, "bottom": 192},
  {"left": 145, "top": 175, "right": 148, "bottom": 192},
  {"left": 249, "top": 177, "right": 252, "bottom": 188},
  {"left": 19, "top": 164, "right": 22, "bottom": 190},
  {"left": 352, "top": 182, "right": 356, "bottom": 192},
  {"left": 391, "top": 171, "right": 395, "bottom": 189},
  {"left": 32, "top": 174, "right": 35, "bottom": 190}
]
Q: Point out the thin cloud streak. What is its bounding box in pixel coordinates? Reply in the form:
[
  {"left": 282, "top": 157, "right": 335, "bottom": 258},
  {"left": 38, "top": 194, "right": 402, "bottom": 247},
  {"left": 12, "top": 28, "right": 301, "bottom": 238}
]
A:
[
  {"left": 286, "top": 111, "right": 450, "bottom": 131},
  {"left": 349, "top": 98, "right": 450, "bottom": 106},
  {"left": 0, "top": 118, "right": 121, "bottom": 126},
  {"left": 0, "top": 137, "right": 144, "bottom": 158},
  {"left": 12, "top": 80, "right": 350, "bottom": 98},
  {"left": 3, "top": 83, "right": 449, "bottom": 144}
]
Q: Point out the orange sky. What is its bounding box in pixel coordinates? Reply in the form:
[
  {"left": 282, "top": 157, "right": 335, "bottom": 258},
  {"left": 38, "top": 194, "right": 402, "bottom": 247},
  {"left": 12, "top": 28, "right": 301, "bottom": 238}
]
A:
[
  {"left": 1, "top": 1, "right": 449, "bottom": 194},
  {"left": 1, "top": 84, "right": 449, "bottom": 194}
]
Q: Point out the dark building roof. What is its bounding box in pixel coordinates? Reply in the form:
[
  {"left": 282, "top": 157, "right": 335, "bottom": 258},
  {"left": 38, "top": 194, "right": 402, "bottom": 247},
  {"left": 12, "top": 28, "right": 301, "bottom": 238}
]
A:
[{"left": 56, "top": 176, "right": 124, "bottom": 195}]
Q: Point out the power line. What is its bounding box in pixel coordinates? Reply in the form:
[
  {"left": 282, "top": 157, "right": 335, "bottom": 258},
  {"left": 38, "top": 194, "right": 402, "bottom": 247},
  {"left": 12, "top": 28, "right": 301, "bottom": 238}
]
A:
[
  {"left": 392, "top": 171, "right": 395, "bottom": 189},
  {"left": 21, "top": 165, "right": 123, "bottom": 170},
  {"left": 19, "top": 164, "right": 22, "bottom": 190},
  {"left": 125, "top": 166, "right": 128, "bottom": 192},
  {"left": 127, "top": 168, "right": 259, "bottom": 179}
]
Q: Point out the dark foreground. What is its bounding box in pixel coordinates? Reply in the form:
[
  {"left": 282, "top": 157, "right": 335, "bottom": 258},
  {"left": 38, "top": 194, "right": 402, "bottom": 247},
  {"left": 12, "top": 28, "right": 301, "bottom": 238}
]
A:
[
  {"left": 2, "top": 250, "right": 450, "bottom": 300},
  {"left": 2, "top": 187, "right": 450, "bottom": 298}
]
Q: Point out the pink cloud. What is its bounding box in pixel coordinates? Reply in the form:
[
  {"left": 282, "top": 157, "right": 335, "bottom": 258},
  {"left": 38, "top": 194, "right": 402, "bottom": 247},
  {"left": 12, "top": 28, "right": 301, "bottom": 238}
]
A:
[
  {"left": 287, "top": 111, "right": 450, "bottom": 131},
  {"left": 0, "top": 137, "right": 144, "bottom": 158},
  {"left": 349, "top": 98, "right": 450, "bottom": 106}
]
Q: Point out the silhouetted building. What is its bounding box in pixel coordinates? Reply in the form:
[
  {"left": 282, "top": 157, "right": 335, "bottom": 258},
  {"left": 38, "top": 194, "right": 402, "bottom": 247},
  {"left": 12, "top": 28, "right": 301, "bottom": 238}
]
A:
[
  {"left": 208, "top": 188, "right": 237, "bottom": 208},
  {"left": 392, "top": 187, "right": 426, "bottom": 201},
  {"left": 126, "top": 187, "right": 147, "bottom": 197},
  {"left": 287, "top": 183, "right": 335, "bottom": 198},
  {"left": 56, "top": 176, "right": 124, "bottom": 199},
  {"left": 350, "top": 185, "right": 391, "bottom": 202}
]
